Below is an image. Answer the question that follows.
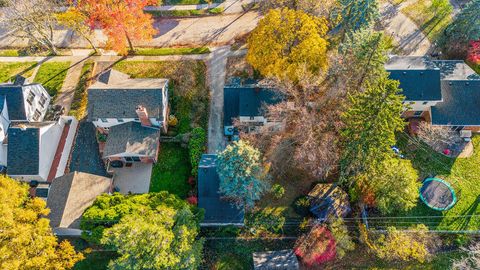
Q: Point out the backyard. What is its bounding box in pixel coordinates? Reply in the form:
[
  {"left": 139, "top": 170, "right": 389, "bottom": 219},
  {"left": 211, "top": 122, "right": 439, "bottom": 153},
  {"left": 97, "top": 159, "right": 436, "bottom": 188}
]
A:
[
  {"left": 33, "top": 61, "right": 70, "bottom": 99},
  {"left": 368, "top": 134, "right": 480, "bottom": 231},
  {"left": 0, "top": 62, "right": 37, "bottom": 82},
  {"left": 113, "top": 60, "right": 210, "bottom": 197}
]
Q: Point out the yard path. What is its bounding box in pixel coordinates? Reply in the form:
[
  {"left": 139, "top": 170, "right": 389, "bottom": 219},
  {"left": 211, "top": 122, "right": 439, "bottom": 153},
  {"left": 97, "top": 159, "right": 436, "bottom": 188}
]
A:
[
  {"left": 54, "top": 57, "right": 87, "bottom": 111},
  {"left": 380, "top": 1, "right": 433, "bottom": 56},
  {"left": 206, "top": 46, "right": 230, "bottom": 154}
]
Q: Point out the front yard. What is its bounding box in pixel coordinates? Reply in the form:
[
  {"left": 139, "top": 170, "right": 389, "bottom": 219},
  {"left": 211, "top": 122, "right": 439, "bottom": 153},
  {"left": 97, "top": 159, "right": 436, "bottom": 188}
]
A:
[
  {"left": 369, "top": 134, "right": 480, "bottom": 231},
  {"left": 0, "top": 62, "right": 37, "bottom": 82},
  {"left": 33, "top": 61, "right": 71, "bottom": 99}
]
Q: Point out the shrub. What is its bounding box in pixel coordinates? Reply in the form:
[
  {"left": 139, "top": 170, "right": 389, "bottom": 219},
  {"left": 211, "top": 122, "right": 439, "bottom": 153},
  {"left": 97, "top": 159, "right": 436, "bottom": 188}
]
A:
[
  {"left": 186, "top": 196, "right": 198, "bottom": 205},
  {"left": 244, "top": 207, "right": 286, "bottom": 237},
  {"left": 270, "top": 184, "right": 285, "bottom": 199},
  {"left": 168, "top": 115, "right": 178, "bottom": 127},
  {"left": 293, "top": 196, "right": 311, "bottom": 216},
  {"left": 188, "top": 127, "right": 207, "bottom": 176},
  {"left": 295, "top": 225, "right": 336, "bottom": 267}
]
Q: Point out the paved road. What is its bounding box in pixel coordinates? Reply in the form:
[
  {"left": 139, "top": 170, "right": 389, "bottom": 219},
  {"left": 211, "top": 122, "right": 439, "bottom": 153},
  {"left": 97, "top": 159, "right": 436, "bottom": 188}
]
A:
[
  {"left": 0, "top": 11, "right": 261, "bottom": 49},
  {"left": 380, "top": 2, "right": 433, "bottom": 56}
]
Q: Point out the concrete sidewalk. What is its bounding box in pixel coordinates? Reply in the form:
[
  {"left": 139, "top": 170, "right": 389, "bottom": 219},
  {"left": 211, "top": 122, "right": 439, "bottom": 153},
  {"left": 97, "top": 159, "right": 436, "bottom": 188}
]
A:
[{"left": 145, "top": 0, "right": 256, "bottom": 14}]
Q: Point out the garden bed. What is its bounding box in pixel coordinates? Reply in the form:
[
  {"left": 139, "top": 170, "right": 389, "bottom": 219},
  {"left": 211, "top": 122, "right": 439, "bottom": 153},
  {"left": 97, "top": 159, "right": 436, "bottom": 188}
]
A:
[
  {"left": 0, "top": 62, "right": 38, "bottom": 82},
  {"left": 33, "top": 61, "right": 71, "bottom": 98},
  {"left": 146, "top": 7, "right": 223, "bottom": 17},
  {"left": 69, "top": 61, "right": 94, "bottom": 120},
  {"left": 132, "top": 47, "right": 210, "bottom": 56}
]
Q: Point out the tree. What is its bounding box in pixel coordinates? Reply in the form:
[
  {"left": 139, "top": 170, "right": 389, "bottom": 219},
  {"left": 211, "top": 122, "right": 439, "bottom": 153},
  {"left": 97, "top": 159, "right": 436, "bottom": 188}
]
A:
[
  {"left": 81, "top": 191, "right": 203, "bottom": 244},
  {"left": 102, "top": 206, "right": 203, "bottom": 270},
  {"left": 260, "top": 0, "right": 340, "bottom": 25},
  {"left": 467, "top": 40, "right": 480, "bottom": 64},
  {"left": 452, "top": 241, "right": 480, "bottom": 270},
  {"left": 246, "top": 8, "right": 329, "bottom": 81},
  {"left": 360, "top": 224, "right": 433, "bottom": 263},
  {"left": 295, "top": 225, "right": 337, "bottom": 266},
  {"left": 0, "top": 175, "right": 84, "bottom": 269},
  {"left": 429, "top": 0, "right": 453, "bottom": 16},
  {"left": 441, "top": 0, "right": 480, "bottom": 58},
  {"left": 73, "top": 0, "right": 158, "bottom": 55},
  {"left": 328, "top": 218, "right": 355, "bottom": 259},
  {"left": 355, "top": 158, "right": 420, "bottom": 214},
  {"left": 416, "top": 121, "right": 460, "bottom": 152},
  {"left": 55, "top": 8, "right": 98, "bottom": 53},
  {"left": 338, "top": 0, "right": 379, "bottom": 41},
  {"left": 340, "top": 74, "right": 405, "bottom": 182},
  {"left": 0, "top": 0, "right": 59, "bottom": 54},
  {"left": 216, "top": 140, "right": 269, "bottom": 209}
]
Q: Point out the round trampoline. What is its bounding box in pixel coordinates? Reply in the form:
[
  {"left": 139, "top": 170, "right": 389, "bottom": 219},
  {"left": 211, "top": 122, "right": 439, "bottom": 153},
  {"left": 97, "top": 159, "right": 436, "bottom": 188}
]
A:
[{"left": 419, "top": 178, "right": 457, "bottom": 211}]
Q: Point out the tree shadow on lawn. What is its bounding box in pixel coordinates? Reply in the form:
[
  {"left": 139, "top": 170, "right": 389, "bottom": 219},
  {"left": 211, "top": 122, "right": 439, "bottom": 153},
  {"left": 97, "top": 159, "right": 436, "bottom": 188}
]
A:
[{"left": 453, "top": 195, "right": 480, "bottom": 231}]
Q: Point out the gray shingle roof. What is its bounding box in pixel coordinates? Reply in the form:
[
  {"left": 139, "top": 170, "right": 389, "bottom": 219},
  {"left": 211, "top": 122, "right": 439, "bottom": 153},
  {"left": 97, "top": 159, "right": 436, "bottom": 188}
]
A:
[
  {"left": 431, "top": 81, "right": 480, "bottom": 126},
  {"left": 388, "top": 70, "right": 442, "bottom": 101},
  {"left": 103, "top": 121, "right": 160, "bottom": 158},
  {"left": 224, "top": 86, "right": 283, "bottom": 126},
  {"left": 47, "top": 172, "right": 112, "bottom": 229},
  {"left": 0, "top": 85, "right": 27, "bottom": 120},
  {"left": 198, "top": 154, "right": 244, "bottom": 225},
  {"left": 253, "top": 250, "right": 299, "bottom": 270},
  {"left": 7, "top": 125, "right": 41, "bottom": 175},
  {"left": 87, "top": 69, "right": 167, "bottom": 121}
]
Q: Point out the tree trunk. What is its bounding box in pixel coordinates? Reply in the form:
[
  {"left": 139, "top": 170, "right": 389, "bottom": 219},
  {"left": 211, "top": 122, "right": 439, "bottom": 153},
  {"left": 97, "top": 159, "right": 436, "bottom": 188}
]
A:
[{"left": 125, "top": 31, "right": 134, "bottom": 54}]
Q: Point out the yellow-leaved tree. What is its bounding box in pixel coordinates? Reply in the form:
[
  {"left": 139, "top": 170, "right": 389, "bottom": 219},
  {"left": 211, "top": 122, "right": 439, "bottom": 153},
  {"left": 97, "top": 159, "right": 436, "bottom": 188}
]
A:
[
  {"left": 0, "top": 175, "right": 84, "bottom": 269},
  {"left": 246, "top": 8, "right": 329, "bottom": 81}
]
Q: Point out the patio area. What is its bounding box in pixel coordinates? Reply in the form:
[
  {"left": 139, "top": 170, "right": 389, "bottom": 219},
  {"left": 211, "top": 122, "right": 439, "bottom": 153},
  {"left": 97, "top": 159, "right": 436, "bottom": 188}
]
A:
[{"left": 111, "top": 162, "right": 153, "bottom": 194}]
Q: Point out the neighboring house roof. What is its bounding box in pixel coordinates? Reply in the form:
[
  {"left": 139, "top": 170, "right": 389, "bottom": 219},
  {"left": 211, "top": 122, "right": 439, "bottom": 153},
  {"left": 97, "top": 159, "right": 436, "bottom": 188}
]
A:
[
  {"left": 431, "top": 81, "right": 480, "bottom": 126},
  {"left": 432, "top": 60, "right": 480, "bottom": 81},
  {"left": 88, "top": 69, "right": 167, "bottom": 121},
  {"left": 386, "top": 56, "right": 442, "bottom": 101},
  {"left": 103, "top": 121, "right": 160, "bottom": 158},
  {"left": 252, "top": 250, "right": 300, "bottom": 270},
  {"left": 47, "top": 171, "right": 112, "bottom": 229},
  {"left": 6, "top": 123, "right": 50, "bottom": 175},
  {"left": 224, "top": 86, "right": 283, "bottom": 126},
  {"left": 197, "top": 154, "right": 244, "bottom": 225},
  {"left": 308, "top": 183, "right": 351, "bottom": 221}
]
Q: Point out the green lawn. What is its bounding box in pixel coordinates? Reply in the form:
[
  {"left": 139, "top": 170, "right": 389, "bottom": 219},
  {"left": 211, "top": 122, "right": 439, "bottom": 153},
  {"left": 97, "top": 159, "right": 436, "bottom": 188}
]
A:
[
  {"left": 149, "top": 143, "right": 191, "bottom": 198},
  {"left": 370, "top": 134, "right": 480, "bottom": 231},
  {"left": 0, "top": 49, "right": 20, "bottom": 57},
  {"left": 133, "top": 47, "right": 210, "bottom": 56},
  {"left": 74, "top": 251, "right": 117, "bottom": 270},
  {"left": 34, "top": 61, "right": 71, "bottom": 98},
  {"left": 0, "top": 62, "right": 38, "bottom": 82},
  {"left": 402, "top": 0, "right": 453, "bottom": 42},
  {"left": 146, "top": 7, "right": 224, "bottom": 17},
  {"left": 69, "top": 62, "right": 94, "bottom": 120}
]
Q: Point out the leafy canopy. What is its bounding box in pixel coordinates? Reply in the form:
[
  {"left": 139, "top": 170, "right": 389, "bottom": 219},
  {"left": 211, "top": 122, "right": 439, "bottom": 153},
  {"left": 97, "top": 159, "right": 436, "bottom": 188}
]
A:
[
  {"left": 338, "top": 0, "right": 379, "bottom": 40},
  {"left": 216, "top": 140, "right": 269, "bottom": 209},
  {"left": 0, "top": 175, "right": 84, "bottom": 269},
  {"left": 102, "top": 205, "right": 204, "bottom": 270},
  {"left": 246, "top": 8, "right": 329, "bottom": 81}
]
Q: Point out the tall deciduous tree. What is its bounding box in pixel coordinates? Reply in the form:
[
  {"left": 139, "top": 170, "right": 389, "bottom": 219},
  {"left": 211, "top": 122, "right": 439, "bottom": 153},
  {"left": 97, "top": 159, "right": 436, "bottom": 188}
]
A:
[
  {"left": 216, "top": 140, "right": 269, "bottom": 209},
  {"left": 102, "top": 206, "right": 203, "bottom": 270},
  {"left": 441, "top": 0, "right": 480, "bottom": 58},
  {"left": 74, "top": 0, "right": 158, "bottom": 55},
  {"left": 0, "top": 0, "right": 59, "bottom": 54},
  {"left": 0, "top": 175, "right": 84, "bottom": 269},
  {"left": 338, "top": 0, "right": 379, "bottom": 41},
  {"left": 56, "top": 8, "right": 98, "bottom": 53},
  {"left": 340, "top": 74, "right": 405, "bottom": 183},
  {"left": 246, "top": 8, "right": 329, "bottom": 81}
]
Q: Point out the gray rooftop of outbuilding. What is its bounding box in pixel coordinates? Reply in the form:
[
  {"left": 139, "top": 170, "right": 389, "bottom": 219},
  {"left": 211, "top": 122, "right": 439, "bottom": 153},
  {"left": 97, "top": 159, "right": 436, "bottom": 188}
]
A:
[
  {"left": 431, "top": 80, "right": 480, "bottom": 126},
  {"left": 224, "top": 86, "right": 283, "bottom": 126},
  {"left": 197, "top": 154, "right": 244, "bottom": 225},
  {"left": 6, "top": 122, "right": 53, "bottom": 175},
  {"left": 47, "top": 172, "right": 112, "bottom": 229},
  {"left": 103, "top": 121, "right": 160, "bottom": 158},
  {"left": 88, "top": 69, "right": 167, "bottom": 121},
  {"left": 253, "top": 250, "right": 300, "bottom": 270}
]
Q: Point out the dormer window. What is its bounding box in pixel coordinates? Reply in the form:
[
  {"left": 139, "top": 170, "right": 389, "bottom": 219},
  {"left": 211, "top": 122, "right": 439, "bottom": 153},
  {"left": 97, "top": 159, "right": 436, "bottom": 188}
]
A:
[
  {"left": 26, "top": 91, "right": 35, "bottom": 105},
  {"left": 39, "top": 94, "right": 47, "bottom": 107},
  {"left": 33, "top": 109, "right": 41, "bottom": 121}
]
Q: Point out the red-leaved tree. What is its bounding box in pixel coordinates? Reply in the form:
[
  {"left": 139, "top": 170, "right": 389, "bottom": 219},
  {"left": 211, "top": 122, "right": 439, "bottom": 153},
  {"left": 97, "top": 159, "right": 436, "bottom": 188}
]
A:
[
  {"left": 74, "top": 0, "right": 158, "bottom": 55},
  {"left": 467, "top": 40, "right": 480, "bottom": 64},
  {"left": 295, "top": 225, "right": 337, "bottom": 267}
]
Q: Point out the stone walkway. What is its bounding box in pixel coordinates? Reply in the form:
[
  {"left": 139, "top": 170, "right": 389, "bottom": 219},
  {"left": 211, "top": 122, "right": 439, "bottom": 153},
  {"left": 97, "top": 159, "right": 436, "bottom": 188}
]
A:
[
  {"left": 380, "top": 1, "right": 433, "bottom": 56},
  {"left": 54, "top": 57, "right": 88, "bottom": 111}
]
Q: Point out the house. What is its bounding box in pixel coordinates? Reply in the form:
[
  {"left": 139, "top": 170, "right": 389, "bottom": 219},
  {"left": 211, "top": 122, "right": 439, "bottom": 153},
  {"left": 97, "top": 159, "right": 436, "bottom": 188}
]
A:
[
  {"left": 46, "top": 171, "right": 112, "bottom": 236},
  {"left": 87, "top": 69, "right": 169, "bottom": 133},
  {"left": 197, "top": 154, "right": 244, "bottom": 226},
  {"left": 252, "top": 250, "right": 300, "bottom": 270},
  {"left": 224, "top": 83, "right": 283, "bottom": 136},
  {"left": 6, "top": 116, "right": 78, "bottom": 182},
  {"left": 386, "top": 56, "right": 480, "bottom": 131},
  {"left": 307, "top": 183, "right": 351, "bottom": 222}
]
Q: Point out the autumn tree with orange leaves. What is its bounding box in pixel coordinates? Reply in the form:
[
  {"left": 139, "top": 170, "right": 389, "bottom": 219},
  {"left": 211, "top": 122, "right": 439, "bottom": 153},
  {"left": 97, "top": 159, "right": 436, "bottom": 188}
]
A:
[{"left": 72, "top": 0, "right": 158, "bottom": 55}]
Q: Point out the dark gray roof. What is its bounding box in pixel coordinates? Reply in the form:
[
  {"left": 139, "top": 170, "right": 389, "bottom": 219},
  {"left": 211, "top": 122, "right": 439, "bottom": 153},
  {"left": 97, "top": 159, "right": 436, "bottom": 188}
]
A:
[
  {"left": 7, "top": 125, "right": 41, "bottom": 175},
  {"left": 87, "top": 69, "right": 167, "bottom": 121},
  {"left": 433, "top": 60, "right": 480, "bottom": 80},
  {"left": 103, "top": 121, "right": 160, "bottom": 157},
  {"left": 198, "top": 154, "right": 244, "bottom": 225},
  {"left": 253, "top": 250, "right": 300, "bottom": 270},
  {"left": 224, "top": 86, "right": 283, "bottom": 126},
  {"left": 0, "top": 85, "right": 27, "bottom": 120},
  {"left": 431, "top": 81, "right": 480, "bottom": 126},
  {"left": 47, "top": 172, "right": 112, "bottom": 229},
  {"left": 388, "top": 70, "right": 442, "bottom": 101}
]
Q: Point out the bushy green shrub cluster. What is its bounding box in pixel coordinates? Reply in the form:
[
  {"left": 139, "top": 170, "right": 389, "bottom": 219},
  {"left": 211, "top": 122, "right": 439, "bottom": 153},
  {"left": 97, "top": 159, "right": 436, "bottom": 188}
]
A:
[{"left": 189, "top": 127, "right": 207, "bottom": 177}]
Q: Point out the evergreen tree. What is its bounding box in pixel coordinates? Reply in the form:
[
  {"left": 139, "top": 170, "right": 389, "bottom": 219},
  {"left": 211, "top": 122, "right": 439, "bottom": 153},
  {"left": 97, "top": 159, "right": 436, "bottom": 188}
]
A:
[{"left": 338, "top": 0, "right": 379, "bottom": 40}]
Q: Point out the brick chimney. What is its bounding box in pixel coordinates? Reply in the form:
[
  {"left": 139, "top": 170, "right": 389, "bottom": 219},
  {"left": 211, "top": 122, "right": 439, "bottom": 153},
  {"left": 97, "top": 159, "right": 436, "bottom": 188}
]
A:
[{"left": 136, "top": 105, "right": 151, "bottom": 127}]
